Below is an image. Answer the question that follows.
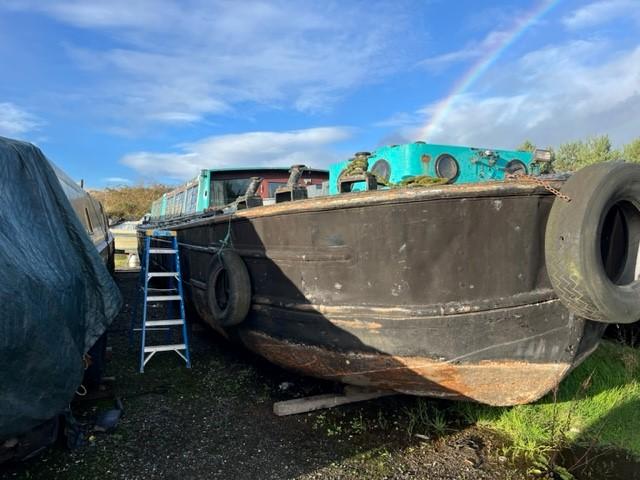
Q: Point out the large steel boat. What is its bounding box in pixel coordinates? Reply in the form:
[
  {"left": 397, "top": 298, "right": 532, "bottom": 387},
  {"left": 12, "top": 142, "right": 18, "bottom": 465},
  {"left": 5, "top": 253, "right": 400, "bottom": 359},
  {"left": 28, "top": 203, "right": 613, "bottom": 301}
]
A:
[{"left": 142, "top": 143, "right": 640, "bottom": 406}]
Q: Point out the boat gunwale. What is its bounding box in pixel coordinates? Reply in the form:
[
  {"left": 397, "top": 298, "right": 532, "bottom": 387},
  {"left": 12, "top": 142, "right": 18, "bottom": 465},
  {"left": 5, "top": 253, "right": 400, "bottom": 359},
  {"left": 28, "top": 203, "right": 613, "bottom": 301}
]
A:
[{"left": 146, "top": 180, "right": 560, "bottom": 231}]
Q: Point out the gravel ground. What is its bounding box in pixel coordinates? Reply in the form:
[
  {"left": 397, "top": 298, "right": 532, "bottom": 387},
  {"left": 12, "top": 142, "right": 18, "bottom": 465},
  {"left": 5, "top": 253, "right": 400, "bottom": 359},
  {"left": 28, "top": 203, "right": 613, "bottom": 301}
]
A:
[{"left": 1, "top": 272, "right": 528, "bottom": 480}]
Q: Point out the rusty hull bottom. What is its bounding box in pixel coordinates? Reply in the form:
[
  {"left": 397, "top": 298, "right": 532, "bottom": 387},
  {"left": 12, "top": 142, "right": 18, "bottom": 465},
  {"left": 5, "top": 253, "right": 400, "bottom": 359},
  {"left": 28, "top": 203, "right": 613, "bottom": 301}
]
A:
[{"left": 238, "top": 330, "right": 572, "bottom": 406}]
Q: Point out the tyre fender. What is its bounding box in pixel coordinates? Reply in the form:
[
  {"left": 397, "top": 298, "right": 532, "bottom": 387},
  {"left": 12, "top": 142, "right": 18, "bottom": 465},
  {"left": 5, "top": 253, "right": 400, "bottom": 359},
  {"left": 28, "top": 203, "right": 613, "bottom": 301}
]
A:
[
  {"left": 545, "top": 161, "right": 640, "bottom": 324},
  {"left": 205, "top": 250, "right": 251, "bottom": 327}
]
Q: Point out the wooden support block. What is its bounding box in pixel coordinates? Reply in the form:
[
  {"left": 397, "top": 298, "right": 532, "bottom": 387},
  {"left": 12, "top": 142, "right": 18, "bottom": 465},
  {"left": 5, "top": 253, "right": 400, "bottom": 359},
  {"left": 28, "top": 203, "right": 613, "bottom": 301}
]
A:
[{"left": 273, "top": 388, "right": 395, "bottom": 416}]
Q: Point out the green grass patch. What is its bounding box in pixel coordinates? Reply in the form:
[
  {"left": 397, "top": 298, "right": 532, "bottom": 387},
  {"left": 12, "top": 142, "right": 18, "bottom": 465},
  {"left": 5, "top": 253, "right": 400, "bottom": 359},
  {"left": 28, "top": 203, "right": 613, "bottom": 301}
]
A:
[
  {"left": 114, "top": 253, "right": 130, "bottom": 269},
  {"left": 456, "top": 341, "right": 640, "bottom": 459}
]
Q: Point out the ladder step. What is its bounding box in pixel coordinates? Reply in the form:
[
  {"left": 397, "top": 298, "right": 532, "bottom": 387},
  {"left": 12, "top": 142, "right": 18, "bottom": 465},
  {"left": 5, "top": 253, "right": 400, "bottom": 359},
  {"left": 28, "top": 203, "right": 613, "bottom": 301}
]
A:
[
  {"left": 144, "top": 344, "right": 186, "bottom": 353},
  {"left": 145, "top": 230, "right": 176, "bottom": 238},
  {"left": 146, "top": 295, "right": 182, "bottom": 301},
  {"left": 146, "top": 319, "right": 184, "bottom": 326},
  {"left": 148, "top": 272, "right": 179, "bottom": 278},
  {"left": 149, "top": 248, "right": 177, "bottom": 254}
]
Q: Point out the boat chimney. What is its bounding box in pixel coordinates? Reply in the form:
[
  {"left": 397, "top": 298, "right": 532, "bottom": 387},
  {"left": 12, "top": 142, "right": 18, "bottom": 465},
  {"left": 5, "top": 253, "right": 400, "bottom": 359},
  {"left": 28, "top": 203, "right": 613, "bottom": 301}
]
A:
[
  {"left": 275, "top": 165, "right": 309, "bottom": 203},
  {"left": 235, "top": 177, "right": 264, "bottom": 210},
  {"left": 287, "top": 164, "right": 307, "bottom": 187}
]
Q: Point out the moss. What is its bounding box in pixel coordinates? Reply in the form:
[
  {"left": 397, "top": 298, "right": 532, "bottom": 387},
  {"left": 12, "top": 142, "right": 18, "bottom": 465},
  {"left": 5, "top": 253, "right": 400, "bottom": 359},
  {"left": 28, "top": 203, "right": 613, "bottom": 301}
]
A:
[{"left": 395, "top": 175, "right": 448, "bottom": 187}]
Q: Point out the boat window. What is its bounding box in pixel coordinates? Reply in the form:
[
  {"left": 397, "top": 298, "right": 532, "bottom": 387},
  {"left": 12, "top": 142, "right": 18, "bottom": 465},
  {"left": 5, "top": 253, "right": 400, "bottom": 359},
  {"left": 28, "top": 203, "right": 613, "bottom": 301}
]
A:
[
  {"left": 174, "top": 191, "right": 185, "bottom": 216},
  {"left": 185, "top": 186, "right": 198, "bottom": 214},
  {"left": 268, "top": 182, "right": 287, "bottom": 197},
  {"left": 151, "top": 200, "right": 160, "bottom": 218},
  {"left": 211, "top": 178, "right": 252, "bottom": 207},
  {"left": 166, "top": 196, "right": 174, "bottom": 216},
  {"left": 84, "top": 207, "right": 94, "bottom": 234},
  {"left": 435, "top": 154, "right": 459, "bottom": 181}
]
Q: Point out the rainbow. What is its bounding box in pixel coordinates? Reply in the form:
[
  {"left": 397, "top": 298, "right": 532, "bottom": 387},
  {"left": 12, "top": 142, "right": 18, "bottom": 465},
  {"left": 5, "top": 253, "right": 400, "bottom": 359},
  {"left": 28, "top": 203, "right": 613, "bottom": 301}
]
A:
[{"left": 419, "top": 0, "right": 561, "bottom": 141}]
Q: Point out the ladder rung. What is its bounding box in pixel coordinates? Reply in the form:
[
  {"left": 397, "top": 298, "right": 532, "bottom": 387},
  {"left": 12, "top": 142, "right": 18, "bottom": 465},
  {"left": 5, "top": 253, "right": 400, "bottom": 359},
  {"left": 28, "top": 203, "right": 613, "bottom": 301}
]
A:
[
  {"left": 148, "top": 272, "right": 179, "bottom": 278},
  {"left": 149, "top": 248, "right": 177, "bottom": 254},
  {"left": 144, "top": 344, "right": 186, "bottom": 353},
  {"left": 146, "top": 295, "right": 181, "bottom": 301},
  {"left": 145, "top": 319, "right": 184, "bottom": 327}
]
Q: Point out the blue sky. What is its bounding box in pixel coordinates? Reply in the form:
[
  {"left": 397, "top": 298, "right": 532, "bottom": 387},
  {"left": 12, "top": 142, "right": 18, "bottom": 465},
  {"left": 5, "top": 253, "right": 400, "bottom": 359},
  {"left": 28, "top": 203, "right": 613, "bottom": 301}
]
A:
[{"left": 1, "top": 0, "right": 639, "bottom": 187}]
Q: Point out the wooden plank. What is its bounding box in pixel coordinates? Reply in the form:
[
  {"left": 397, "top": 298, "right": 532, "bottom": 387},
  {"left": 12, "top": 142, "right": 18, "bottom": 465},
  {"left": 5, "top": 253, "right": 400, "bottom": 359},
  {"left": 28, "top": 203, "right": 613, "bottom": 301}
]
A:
[{"left": 273, "top": 389, "right": 395, "bottom": 416}]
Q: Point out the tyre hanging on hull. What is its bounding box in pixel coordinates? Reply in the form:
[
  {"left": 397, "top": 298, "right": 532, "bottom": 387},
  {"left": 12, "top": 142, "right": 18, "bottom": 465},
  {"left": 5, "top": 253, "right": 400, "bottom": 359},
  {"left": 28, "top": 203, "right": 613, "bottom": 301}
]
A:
[
  {"left": 206, "top": 250, "right": 252, "bottom": 327},
  {"left": 545, "top": 161, "right": 640, "bottom": 324}
]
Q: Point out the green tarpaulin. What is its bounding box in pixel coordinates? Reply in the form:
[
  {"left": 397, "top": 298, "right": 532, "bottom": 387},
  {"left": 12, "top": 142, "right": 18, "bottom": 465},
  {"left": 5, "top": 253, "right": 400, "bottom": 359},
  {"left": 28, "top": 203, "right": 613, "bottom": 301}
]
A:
[{"left": 0, "top": 136, "right": 122, "bottom": 440}]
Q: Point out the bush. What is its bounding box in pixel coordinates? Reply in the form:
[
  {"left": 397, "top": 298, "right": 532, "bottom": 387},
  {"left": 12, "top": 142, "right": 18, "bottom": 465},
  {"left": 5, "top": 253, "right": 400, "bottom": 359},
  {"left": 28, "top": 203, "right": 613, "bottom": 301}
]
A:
[
  {"left": 91, "top": 184, "right": 171, "bottom": 221},
  {"left": 517, "top": 135, "right": 640, "bottom": 172}
]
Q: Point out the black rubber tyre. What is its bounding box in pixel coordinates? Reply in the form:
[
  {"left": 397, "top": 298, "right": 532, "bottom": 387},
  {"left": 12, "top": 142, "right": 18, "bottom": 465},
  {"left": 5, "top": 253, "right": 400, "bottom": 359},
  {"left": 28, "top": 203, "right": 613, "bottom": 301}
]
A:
[
  {"left": 545, "top": 161, "right": 640, "bottom": 324},
  {"left": 206, "top": 250, "right": 251, "bottom": 327}
]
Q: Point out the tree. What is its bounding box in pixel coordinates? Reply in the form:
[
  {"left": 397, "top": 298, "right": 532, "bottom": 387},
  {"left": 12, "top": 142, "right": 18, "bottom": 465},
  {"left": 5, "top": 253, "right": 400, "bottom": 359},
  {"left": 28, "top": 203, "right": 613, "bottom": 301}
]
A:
[
  {"left": 555, "top": 141, "right": 582, "bottom": 171},
  {"left": 554, "top": 135, "right": 620, "bottom": 171},
  {"left": 623, "top": 138, "right": 640, "bottom": 163},
  {"left": 91, "top": 184, "right": 171, "bottom": 221},
  {"left": 517, "top": 140, "right": 536, "bottom": 152}
]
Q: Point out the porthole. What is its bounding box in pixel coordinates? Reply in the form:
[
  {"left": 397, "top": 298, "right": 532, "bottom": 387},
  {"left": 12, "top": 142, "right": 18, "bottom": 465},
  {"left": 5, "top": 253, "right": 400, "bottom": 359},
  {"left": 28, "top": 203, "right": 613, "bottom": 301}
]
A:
[
  {"left": 505, "top": 160, "right": 527, "bottom": 175},
  {"left": 435, "top": 154, "right": 459, "bottom": 181},
  {"left": 371, "top": 159, "right": 391, "bottom": 183}
]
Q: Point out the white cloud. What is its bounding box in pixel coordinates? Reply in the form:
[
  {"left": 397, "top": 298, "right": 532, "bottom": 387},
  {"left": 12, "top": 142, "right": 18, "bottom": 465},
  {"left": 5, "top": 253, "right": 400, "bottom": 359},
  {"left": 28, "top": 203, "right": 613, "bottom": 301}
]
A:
[
  {"left": 103, "top": 177, "right": 132, "bottom": 184},
  {"left": 0, "top": 102, "right": 41, "bottom": 137},
  {"left": 374, "top": 111, "right": 420, "bottom": 128},
  {"left": 390, "top": 40, "right": 640, "bottom": 149},
  {"left": 563, "top": 0, "right": 638, "bottom": 29},
  {"left": 121, "top": 126, "right": 352, "bottom": 179},
  {"left": 4, "top": 1, "right": 418, "bottom": 126},
  {"left": 418, "top": 30, "right": 511, "bottom": 71},
  {"left": 3, "top": 0, "right": 178, "bottom": 29}
]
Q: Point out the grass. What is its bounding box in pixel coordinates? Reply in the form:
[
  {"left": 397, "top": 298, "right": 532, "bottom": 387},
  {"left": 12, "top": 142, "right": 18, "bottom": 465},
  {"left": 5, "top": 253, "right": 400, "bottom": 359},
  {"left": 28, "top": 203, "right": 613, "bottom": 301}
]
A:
[
  {"left": 307, "top": 341, "right": 640, "bottom": 466},
  {"left": 114, "top": 253, "right": 129, "bottom": 269},
  {"left": 404, "top": 398, "right": 451, "bottom": 437},
  {"left": 456, "top": 341, "right": 640, "bottom": 459}
]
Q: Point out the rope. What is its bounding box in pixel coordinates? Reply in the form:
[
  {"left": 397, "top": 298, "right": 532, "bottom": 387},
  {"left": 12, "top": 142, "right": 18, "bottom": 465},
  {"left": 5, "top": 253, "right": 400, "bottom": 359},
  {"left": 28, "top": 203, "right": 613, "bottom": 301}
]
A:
[
  {"left": 339, "top": 154, "right": 444, "bottom": 189},
  {"left": 342, "top": 156, "right": 369, "bottom": 176},
  {"left": 215, "top": 214, "right": 234, "bottom": 260},
  {"left": 394, "top": 175, "right": 448, "bottom": 188}
]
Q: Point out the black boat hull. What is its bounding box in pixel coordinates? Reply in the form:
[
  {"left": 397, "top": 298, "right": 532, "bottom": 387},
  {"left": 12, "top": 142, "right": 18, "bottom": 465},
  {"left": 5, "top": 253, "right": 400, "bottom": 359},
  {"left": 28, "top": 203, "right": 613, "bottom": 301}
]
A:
[{"left": 148, "top": 182, "right": 604, "bottom": 405}]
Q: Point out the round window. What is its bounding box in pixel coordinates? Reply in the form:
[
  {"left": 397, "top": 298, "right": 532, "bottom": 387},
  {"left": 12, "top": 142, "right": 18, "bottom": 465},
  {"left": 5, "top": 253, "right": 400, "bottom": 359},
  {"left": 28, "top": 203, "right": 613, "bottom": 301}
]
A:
[
  {"left": 371, "top": 159, "right": 391, "bottom": 182},
  {"left": 435, "top": 154, "right": 459, "bottom": 181},
  {"left": 505, "top": 160, "right": 527, "bottom": 175}
]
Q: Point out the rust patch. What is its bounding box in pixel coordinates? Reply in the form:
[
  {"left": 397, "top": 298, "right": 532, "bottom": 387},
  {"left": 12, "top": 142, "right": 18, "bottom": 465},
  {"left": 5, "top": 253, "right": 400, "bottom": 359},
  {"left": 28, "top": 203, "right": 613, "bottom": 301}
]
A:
[
  {"left": 421, "top": 154, "right": 431, "bottom": 165},
  {"left": 330, "top": 319, "right": 383, "bottom": 331},
  {"left": 239, "top": 330, "right": 570, "bottom": 406}
]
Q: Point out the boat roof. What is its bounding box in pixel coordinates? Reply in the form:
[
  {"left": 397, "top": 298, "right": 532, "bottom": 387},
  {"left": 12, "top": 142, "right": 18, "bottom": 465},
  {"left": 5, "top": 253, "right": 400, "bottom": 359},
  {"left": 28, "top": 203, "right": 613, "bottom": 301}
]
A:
[{"left": 204, "top": 167, "right": 328, "bottom": 174}]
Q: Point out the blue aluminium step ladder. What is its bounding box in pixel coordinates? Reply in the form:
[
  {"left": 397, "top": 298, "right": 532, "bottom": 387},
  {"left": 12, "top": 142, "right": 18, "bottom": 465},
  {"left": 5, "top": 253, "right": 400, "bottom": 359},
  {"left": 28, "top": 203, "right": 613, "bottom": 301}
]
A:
[{"left": 134, "top": 229, "right": 191, "bottom": 373}]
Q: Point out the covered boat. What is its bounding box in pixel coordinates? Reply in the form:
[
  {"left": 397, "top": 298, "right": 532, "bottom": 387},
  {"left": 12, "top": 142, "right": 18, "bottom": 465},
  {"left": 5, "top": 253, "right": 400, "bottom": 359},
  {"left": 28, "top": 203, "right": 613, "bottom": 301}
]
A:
[
  {"left": 142, "top": 142, "right": 640, "bottom": 406},
  {"left": 0, "top": 136, "right": 122, "bottom": 461}
]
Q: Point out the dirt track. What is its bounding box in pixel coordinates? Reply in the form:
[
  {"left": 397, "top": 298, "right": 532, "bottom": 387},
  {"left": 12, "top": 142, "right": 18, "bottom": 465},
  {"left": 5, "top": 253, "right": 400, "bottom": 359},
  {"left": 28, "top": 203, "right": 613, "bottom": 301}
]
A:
[{"left": 1, "top": 272, "right": 527, "bottom": 480}]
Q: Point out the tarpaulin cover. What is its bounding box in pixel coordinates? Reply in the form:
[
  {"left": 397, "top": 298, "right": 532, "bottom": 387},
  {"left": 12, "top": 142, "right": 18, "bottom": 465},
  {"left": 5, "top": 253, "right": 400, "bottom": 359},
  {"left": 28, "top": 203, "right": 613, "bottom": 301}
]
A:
[{"left": 0, "top": 137, "right": 122, "bottom": 439}]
